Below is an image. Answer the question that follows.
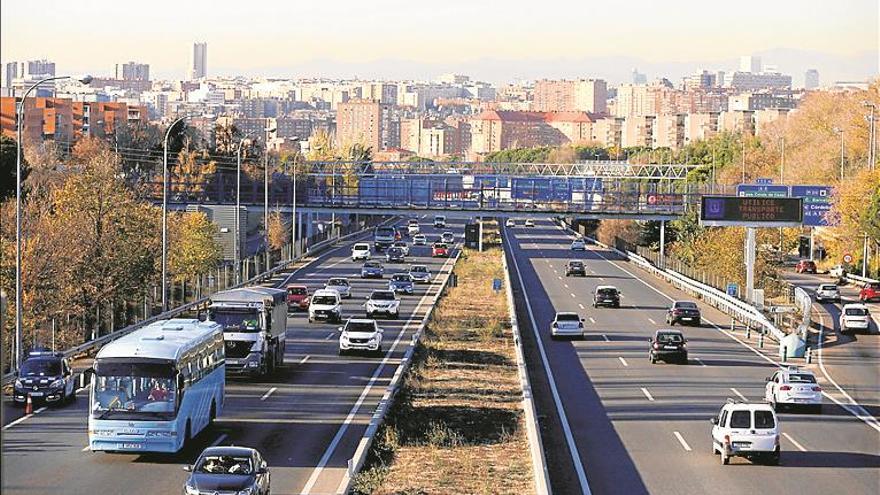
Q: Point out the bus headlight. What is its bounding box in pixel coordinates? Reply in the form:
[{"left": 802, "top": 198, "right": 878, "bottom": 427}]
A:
[{"left": 89, "top": 429, "right": 115, "bottom": 437}]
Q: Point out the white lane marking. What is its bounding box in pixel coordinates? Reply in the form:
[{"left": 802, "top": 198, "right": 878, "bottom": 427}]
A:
[
  {"left": 589, "top": 317, "right": 596, "bottom": 324},
  {"left": 558, "top": 276, "right": 563, "bottom": 280},
  {"left": 602, "top": 334, "right": 610, "bottom": 342},
  {"left": 81, "top": 445, "right": 90, "bottom": 452},
  {"left": 260, "top": 387, "right": 278, "bottom": 401},
  {"left": 694, "top": 357, "right": 707, "bottom": 367},
  {"left": 570, "top": 293, "right": 577, "bottom": 298},
  {"left": 299, "top": 355, "right": 310, "bottom": 365},
  {"left": 782, "top": 432, "right": 807, "bottom": 452},
  {"left": 210, "top": 433, "right": 229, "bottom": 447},
  {"left": 324, "top": 333, "right": 335, "bottom": 340},
  {"left": 598, "top": 277, "right": 605, "bottom": 281},
  {"left": 673, "top": 431, "right": 692, "bottom": 452},
  {"left": 618, "top": 356, "right": 629, "bottom": 367},
  {"left": 503, "top": 226, "right": 592, "bottom": 495},
  {"left": 588, "top": 246, "right": 880, "bottom": 433},
  {"left": 641, "top": 387, "right": 655, "bottom": 401},
  {"left": 301, "top": 254, "right": 457, "bottom": 494},
  {"left": 564, "top": 283, "right": 569, "bottom": 289},
  {"left": 730, "top": 388, "right": 748, "bottom": 401},
  {"left": 3, "top": 406, "right": 47, "bottom": 430},
  {"left": 578, "top": 303, "right": 585, "bottom": 310},
  {"left": 647, "top": 317, "right": 657, "bottom": 325}
]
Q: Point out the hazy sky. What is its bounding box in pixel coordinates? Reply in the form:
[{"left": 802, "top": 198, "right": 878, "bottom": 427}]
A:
[{"left": 1, "top": 0, "right": 877, "bottom": 82}]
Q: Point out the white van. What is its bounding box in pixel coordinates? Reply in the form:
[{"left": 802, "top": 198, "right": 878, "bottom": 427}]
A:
[
  {"left": 433, "top": 215, "right": 446, "bottom": 228},
  {"left": 351, "top": 243, "right": 371, "bottom": 261}
]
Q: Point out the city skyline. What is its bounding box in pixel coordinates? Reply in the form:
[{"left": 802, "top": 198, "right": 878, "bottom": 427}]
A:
[{"left": 1, "top": 0, "right": 877, "bottom": 84}]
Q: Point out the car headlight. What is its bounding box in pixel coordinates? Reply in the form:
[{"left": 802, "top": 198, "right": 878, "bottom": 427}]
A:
[
  {"left": 237, "top": 487, "right": 255, "bottom": 495},
  {"left": 50, "top": 379, "right": 64, "bottom": 388},
  {"left": 14, "top": 379, "right": 23, "bottom": 388},
  {"left": 184, "top": 484, "right": 199, "bottom": 495}
]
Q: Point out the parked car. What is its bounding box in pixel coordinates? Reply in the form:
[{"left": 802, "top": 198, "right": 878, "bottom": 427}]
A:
[
  {"left": 815, "top": 284, "right": 840, "bottom": 303},
  {"left": 565, "top": 260, "right": 586, "bottom": 277},
  {"left": 324, "top": 277, "right": 352, "bottom": 299},
  {"left": 351, "top": 242, "right": 371, "bottom": 261},
  {"left": 364, "top": 290, "right": 400, "bottom": 319},
  {"left": 286, "top": 285, "right": 310, "bottom": 312},
  {"left": 433, "top": 215, "right": 446, "bottom": 228},
  {"left": 432, "top": 242, "right": 449, "bottom": 257},
  {"left": 386, "top": 247, "right": 406, "bottom": 263},
  {"left": 550, "top": 312, "right": 585, "bottom": 339},
  {"left": 764, "top": 366, "right": 822, "bottom": 413},
  {"left": 711, "top": 401, "right": 780, "bottom": 465},
  {"left": 570, "top": 238, "right": 587, "bottom": 251},
  {"left": 360, "top": 261, "right": 385, "bottom": 279},
  {"left": 412, "top": 234, "right": 427, "bottom": 246},
  {"left": 795, "top": 260, "right": 817, "bottom": 274},
  {"left": 183, "top": 446, "right": 270, "bottom": 495},
  {"left": 505, "top": 219, "right": 516, "bottom": 227},
  {"left": 592, "top": 285, "right": 621, "bottom": 308},
  {"left": 648, "top": 329, "right": 688, "bottom": 364},
  {"left": 308, "top": 289, "right": 343, "bottom": 323},
  {"left": 338, "top": 318, "right": 384, "bottom": 356},
  {"left": 389, "top": 273, "right": 415, "bottom": 295},
  {"left": 666, "top": 300, "right": 701, "bottom": 326},
  {"left": 839, "top": 303, "right": 871, "bottom": 333},
  {"left": 409, "top": 264, "right": 431, "bottom": 283},
  {"left": 859, "top": 282, "right": 880, "bottom": 302}
]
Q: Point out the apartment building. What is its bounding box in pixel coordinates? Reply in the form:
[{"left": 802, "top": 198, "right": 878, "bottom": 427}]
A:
[
  {"left": 0, "top": 96, "right": 147, "bottom": 143},
  {"left": 532, "top": 79, "right": 608, "bottom": 114},
  {"left": 468, "top": 110, "right": 596, "bottom": 156},
  {"left": 336, "top": 99, "right": 395, "bottom": 151}
]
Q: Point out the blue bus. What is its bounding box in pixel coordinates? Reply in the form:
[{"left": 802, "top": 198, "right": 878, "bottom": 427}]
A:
[{"left": 87, "top": 319, "right": 225, "bottom": 453}]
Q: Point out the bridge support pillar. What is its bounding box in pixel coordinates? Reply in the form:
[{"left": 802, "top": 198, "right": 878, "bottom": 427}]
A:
[
  {"left": 745, "top": 227, "right": 756, "bottom": 304},
  {"left": 809, "top": 227, "right": 815, "bottom": 261},
  {"left": 478, "top": 217, "right": 483, "bottom": 252},
  {"left": 659, "top": 220, "right": 666, "bottom": 268}
]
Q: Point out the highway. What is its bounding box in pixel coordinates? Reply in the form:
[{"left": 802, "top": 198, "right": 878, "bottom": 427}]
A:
[
  {"left": 504, "top": 219, "right": 880, "bottom": 495},
  {"left": 1, "top": 217, "right": 461, "bottom": 495}
]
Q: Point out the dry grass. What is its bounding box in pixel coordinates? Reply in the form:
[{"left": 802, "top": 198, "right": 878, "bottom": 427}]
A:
[{"left": 353, "top": 247, "right": 534, "bottom": 495}]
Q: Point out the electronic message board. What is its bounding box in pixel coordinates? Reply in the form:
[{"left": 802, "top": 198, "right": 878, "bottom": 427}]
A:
[{"left": 700, "top": 196, "right": 803, "bottom": 227}]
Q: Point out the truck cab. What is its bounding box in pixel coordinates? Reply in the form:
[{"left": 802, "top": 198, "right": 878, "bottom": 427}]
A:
[{"left": 208, "top": 287, "right": 288, "bottom": 377}]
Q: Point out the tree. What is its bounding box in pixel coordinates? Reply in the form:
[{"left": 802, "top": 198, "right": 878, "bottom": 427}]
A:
[
  {"left": 0, "top": 135, "right": 25, "bottom": 200},
  {"left": 168, "top": 211, "right": 222, "bottom": 281},
  {"left": 307, "top": 129, "right": 337, "bottom": 161},
  {"left": 115, "top": 122, "right": 164, "bottom": 181},
  {"left": 213, "top": 122, "right": 240, "bottom": 156},
  {"left": 170, "top": 147, "right": 217, "bottom": 196},
  {"left": 266, "top": 211, "right": 287, "bottom": 251}
]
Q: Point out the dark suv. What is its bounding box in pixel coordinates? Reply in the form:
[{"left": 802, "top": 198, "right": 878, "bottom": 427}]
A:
[
  {"left": 566, "top": 260, "right": 586, "bottom": 277},
  {"left": 13, "top": 350, "right": 76, "bottom": 406},
  {"left": 649, "top": 330, "right": 688, "bottom": 364},
  {"left": 593, "top": 286, "right": 620, "bottom": 308},
  {"left": 666, "top": 300, "right": 701, "bottom": 326}
]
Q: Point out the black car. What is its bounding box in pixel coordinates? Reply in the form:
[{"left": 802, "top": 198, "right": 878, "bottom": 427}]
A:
[
  {"left": 566, "top": 260, "right": 587, "bottom": 277},
  {"left": 13, "top": 349, "right": 76, "bottom": 406},
  {"left": 386, "top": 247, "right": 405, "bottom": 263},
  {"left": 593, "top": 286, "right": 620, "bottom": 308},
  {"left": 666, "top": 300, "right": 701, "bottom": 326},
  {"left": 184, "top": 446, "right": 270, "bottom": 495},
  {"left": 649, "top": 330, "right": 688, "bottom": 364}
]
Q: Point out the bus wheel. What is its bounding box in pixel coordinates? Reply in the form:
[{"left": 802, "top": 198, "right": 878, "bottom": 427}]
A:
[{"left": 184, "top": 420, "right": 192, "bottom": 449}]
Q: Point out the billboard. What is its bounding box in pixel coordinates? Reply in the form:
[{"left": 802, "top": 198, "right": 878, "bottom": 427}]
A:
[
  {"left": 700, "top": 196, "right": 803, "bottom": 227},
  {"left": 790, "top": 185, "right": 834, "bottom": 227},
  {"left": 736, "top": 184, "right": 789, "bottom": 197}
]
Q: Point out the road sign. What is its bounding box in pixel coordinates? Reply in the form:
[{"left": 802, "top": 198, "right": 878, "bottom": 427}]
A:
[
  {"left": 492, "top": 278, "right": 502, "bottom": 293},
  {"left": 701, "top": 196, "right": 804, "bottom": 227},
  {"left": 726, "top": 283, "right": 739, "bottom": 297},
  {"left": 755, "top": 178, "right": 774, "bottom": 185},
  {"left": 736, "top": 184, "right": 789, "bottom": 197},
  {"left": 790, "top": 185, "right": 833, "bottom": 227},
  {"left": 844, "top": 254, "right": 853, "bottom": 264}
]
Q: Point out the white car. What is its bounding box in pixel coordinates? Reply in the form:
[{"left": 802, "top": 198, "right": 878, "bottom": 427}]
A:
[
  {"left": 407, "top": 222, "right": 420, "bottom": 236},
  {"left": 351, "top": 242, "right": 371, "bottom": 261},
  {"left": 550, "top": 312, "right": 585, "bottom": 339},
  {"left": 711, "top": 400, "right": 780, "bottom": 465},
  {"left": 339, "top": 318, "right": 384, "bottom": 355},
  {"left": 308, "top": 289, "right": 343, "bottom": 323},
  {"left": 412, "top": 234, "right": 427, "bottom": 246},
  {"left": 814, "top": 284, "right": 840, "bottom": 303},
  {"left": 524, "top": 219, "right": 535, "bottom": 227},
  {"left": 433, "top": 215, "right": 446, "bottom": 228},
  {"left": 570, "top": 239, "right": 586, "bottom": 251},
  {"left": 364, "top": 290, "right": 400, "bottom": 319},
  {"left": 324, "top": 277, "right": 352, "bottom": 299},
  {"left": 505, "top": 219, "right": 515, "bottom": 228},
  {"left": 839, "top": 303, "right": 871, "bottom": 333},
  {"left": 392, "top": 240, "right": 409, "bottom": 256},
  {"left": 764, "top": 367, "right": 822, "bottom": 413},
  {"left": 408, "top": 264, "right": 431, "bottom": 283},
  {"left": 441, "top": 232, "right": 455, "bottom": 244},
  {"left": 829, "top": 264, "right": 847, "bottom": 278}
]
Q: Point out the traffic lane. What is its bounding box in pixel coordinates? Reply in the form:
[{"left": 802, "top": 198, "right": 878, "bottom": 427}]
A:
[{"left": 512, "top": 221, "right": 880, "bottom": 494}]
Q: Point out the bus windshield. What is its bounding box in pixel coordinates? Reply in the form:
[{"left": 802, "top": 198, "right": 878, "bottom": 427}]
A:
[
  {"left": 209, "top": 308, "right": 261, "bottom": 332},
  {"left": 91, "top": 362, "right": 178, "bottom": 420}
]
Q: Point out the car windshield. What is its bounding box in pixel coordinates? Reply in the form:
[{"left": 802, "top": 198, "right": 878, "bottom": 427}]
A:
[
  {"left": 392, "top": 274, "right": 411, "bottom": 282},
  {"left": 20, "top": 358, "right": 61, "bottom": 377},
  {"left": 196, "top": 455, "right": 253, "bottom": 475},
  {"left": 92, "top": 362, "right": 177, "bottom": 419},
  {"left": 434, "top": 243, "right": 447, "bottom": 248},
  {"left": 787, "top": 373, "right": 817, "bottom": 383},
  {"left": 754, "top": 410, "right": 775, "bottom": 429},
  {"left": 288, "top": 287, "right": 306, "bottom": 296},
  {"left": 414, "top": 235, "right": 425, "bottom": 239},
  {"left": 376, "top": 228, "right": 395, "bottom": 237},
  {"left": 867, "top": 283, "right": 880, "bottom": 290},
  {"left": 845, "top": 307, "right": 868, "bottom": 316},
  {"left": 328, "top": 279, "right": 348, "bottom": 287},
  {"left": 364, "top": 262, "right": 381, "bottom": 268},
  {"left": 657, "top": 333, "right": 683, "bottom": 343},
  {"left": 675, "top": 302, "right": 698, "bottom": 309},
  {"left": 819, "top": 285, "right": 837, "bottom": 291},
  {"left": 569, "top": 261, "right": 584, "bottom": 267},
  {"left": 371, "top": 291, "right": 395, "bottom": 300},
  {"left": 556, "top": 313, "right": 580, "bottom": 322},
  {"left": 346, "top": 321, "right": 376, "bottom": 333},
  {"left": 411, "top": 266, "right": 427, "bottom": 273},
  {"left": 312, "top": 295, "right": 337, "bottom": 305},
  {"left": 394, "top": 242, "right": 406, "bottom": 246},
  {"left": 597, "top": 288, "right": 617, "bottom": 296},
  {"left": 388, "top": 248, "right": 403, "bottom": 255},
  {"left": 354, "top": 244, "right": 369, "bottom": 250},
  {"left": 209, "top": 309, "right": 260, "bottom": 332},
  {"left": 729, "top": 410, "right": 751, "bottom": 428}
]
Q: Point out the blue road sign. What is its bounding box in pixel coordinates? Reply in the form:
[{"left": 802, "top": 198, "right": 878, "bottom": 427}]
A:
[
  {"left": 755, "top": 178, "right": 774, "bottom": 185},
  {"left": 492, "top": 278, "right": 502, "bottom": 292},
  {"left": 791, "top": 185, "right": 833, "bottom": 227},
  {"left": 727, "top": 283, "right": 738, "bottom": 297},
  {"left": 736, "top": 184, "right": 789, "bottom": 197}
]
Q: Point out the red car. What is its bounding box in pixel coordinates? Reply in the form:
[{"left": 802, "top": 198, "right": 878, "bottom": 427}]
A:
[
  {"left": 860, "top": 282, "right": 880, "bottom": 302},
  {"left": 432, "top": 242, "right": 449, "bottom": 257},
  {"left": 287, "top": 285, "right": 310, "bottom": 311},
  {"left": 795, "top": 260, "right": 817, "bottom": 274}
]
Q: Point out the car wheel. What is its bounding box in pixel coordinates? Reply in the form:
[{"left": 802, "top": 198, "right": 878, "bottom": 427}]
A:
[
  {"left": 338, "top": 349, "right": 346, "bottom": 356},
  {"left": 768, "top": 448, "right": 780, "bottom": 466},
  {"left": 649, "top": 355, "right": 656, "bottom": 364},
  {"left": 680, "top": 355, "right": 688, "bottom": 365},
  {"left": 669, "top": 319, "right": 676, "bottom": 326}
]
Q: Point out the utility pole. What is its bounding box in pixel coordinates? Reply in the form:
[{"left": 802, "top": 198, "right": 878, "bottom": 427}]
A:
[
  {"left": 741, "top": 136, "right": 746, "bottom": 183},
  {"left": 865, "top": 102, "right": 876, "bottom": 171},
  {"left": 833, "top": 128, "right": 845, "bottom": 180}
]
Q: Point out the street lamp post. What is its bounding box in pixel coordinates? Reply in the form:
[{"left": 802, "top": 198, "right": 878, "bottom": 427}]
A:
[
  {"left": 234, "top": 136, "right": 252, "bottom": 285},
  {"left": 161, "top": 116, "right": 187, "bottom": 312},
  {"left": 263, "top": 121, "right": 276, "bottom": 270},
  {"left": 289, "top": 137, "right": 301, "bottom": 259},
  {"left": 864, "top": 102, "right": 876, "bottom": 171},
  {"left": 833, "top": 128, "right": 845, "bottom": 180},
  {"left": 14, "top": 74, "right": 91, "bottom": 371}
]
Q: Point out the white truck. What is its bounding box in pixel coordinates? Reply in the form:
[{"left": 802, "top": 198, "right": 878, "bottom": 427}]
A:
[{"left": 208, "top": 287, "right": 287, "bottom": 377}]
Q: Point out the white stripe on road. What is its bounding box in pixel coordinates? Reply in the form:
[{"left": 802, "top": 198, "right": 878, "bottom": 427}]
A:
[
  {"left": 81, "top": 445, "right": 90, "bottom": 452},
  {"left": 782, "top": 432, "right": 807, "bottom": 452},
  {"left": 618, "top": 356, "right": 629, "bottom": 367},
  {"left": 564, "top": 283, "right": 569, "bottom": 289},
  {"left": 589, "top": 317, "right": 596, "bottom": 324},
  {"left": 324, "top": 333, "right": 335, "bottom": 340},
  {"left": 647, "top": 317, "right": 656, "bottom": 325},
  {"left": 558, "top": 276, "right": 562, "bottom": 280},
  {"left": 602, "top": 334, "right": 610, "bottom": 342},
  {"left": 3, "top": 406, "right": 47, "bottom": 430},
  {"left": 694, "top": 357, "right": 707, "bottom": 367},
  {"left": 299, "top": 355, "right": 310, "bottom": 365},
  {"left": 730, "top": 388, "right": 748, "bottom": 401},
  {"left": 673, "top": 431, "right": 692, "bottom": 452},
  {"left": 641, "top": 387, "right": 655, "bottom": 401},
  {"left": 578, "top": 303, "right": 585, "bottom": 310},
  {"left": 570, "top": 293, "right": 577, "bottom": 298},
  {"left": 210, "top": 433, "right": 229, "bottom": 447},
  {"left": 260, "top": 387, "right": 278, "bottom": 401}
]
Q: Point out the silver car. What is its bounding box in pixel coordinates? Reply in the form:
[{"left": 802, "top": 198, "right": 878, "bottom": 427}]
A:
[
  {"left": 324, "top": 277, "right": 352, "bottom": 299},
  {"left": 409, "top": 264, "right": 431, "bottom": 283},
  {"left": 550, "top": 312, "right": 585, "bottom": 339}
]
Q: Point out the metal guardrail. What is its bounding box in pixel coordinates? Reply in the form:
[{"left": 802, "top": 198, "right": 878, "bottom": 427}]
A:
[
  {"left": 556, "top": 220, "right": 786, "bottom": 344},
  {"left": 502, "top": 247, "right": 552, "bottom": 495},
  {"left": 337, "top": 249, "right": 462, "bottom": 495},
  {"left": 844, "top": 273, "right": 879, "bottom": 285},
  {"left": 2, "top": 220, "right": 390, "bottom": 385}
]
